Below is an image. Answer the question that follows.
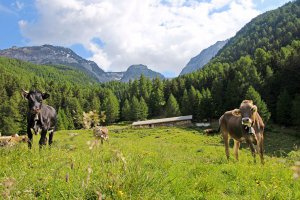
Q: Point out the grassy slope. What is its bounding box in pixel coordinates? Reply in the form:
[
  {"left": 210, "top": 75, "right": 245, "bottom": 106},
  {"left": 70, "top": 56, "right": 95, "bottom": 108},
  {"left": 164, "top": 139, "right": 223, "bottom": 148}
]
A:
[{"left": 0, "top": 126, "right": 300, "bottom": 199}]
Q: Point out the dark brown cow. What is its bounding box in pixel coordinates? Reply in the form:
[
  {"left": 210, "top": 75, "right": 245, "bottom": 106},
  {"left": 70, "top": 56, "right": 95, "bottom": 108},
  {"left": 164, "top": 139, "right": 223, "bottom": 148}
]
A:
[{"left": 219, "top": 100, "right": 265, "bottom": 164}]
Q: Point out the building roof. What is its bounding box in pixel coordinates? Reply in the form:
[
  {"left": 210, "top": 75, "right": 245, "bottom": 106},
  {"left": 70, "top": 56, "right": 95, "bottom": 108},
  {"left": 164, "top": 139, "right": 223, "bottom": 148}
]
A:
[{"left": 132, "top": 115, "right": 193, "bottom": 126}]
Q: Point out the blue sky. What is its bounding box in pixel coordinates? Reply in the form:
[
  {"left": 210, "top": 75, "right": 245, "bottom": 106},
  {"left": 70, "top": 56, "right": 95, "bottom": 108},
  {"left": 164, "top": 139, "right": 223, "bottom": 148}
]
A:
[{"left": 0, "top": 0, "right": 292, "bottom": 77}]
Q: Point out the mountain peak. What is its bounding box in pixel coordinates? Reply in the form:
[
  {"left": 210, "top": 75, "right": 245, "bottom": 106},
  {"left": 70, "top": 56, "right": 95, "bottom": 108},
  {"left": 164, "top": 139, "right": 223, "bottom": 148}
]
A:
[
  {"left": 127, "top": 64, "right": 148, "bottom": 70},
  {"left": 180, "top": 40, "right": 228, "bottom": 76},
  {"left": 121, "top": 64, "right": 164, "bottom": 82}
]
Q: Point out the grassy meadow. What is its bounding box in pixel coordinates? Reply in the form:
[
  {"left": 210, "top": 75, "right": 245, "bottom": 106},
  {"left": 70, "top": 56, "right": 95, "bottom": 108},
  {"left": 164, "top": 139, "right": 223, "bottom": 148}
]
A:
[{"left": 0, "top": 125, "right": 300, "bottom": 199}]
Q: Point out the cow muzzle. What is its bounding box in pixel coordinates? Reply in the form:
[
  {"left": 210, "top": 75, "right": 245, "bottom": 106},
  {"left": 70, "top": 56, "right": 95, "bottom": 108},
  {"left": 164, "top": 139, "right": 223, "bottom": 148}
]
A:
[
  {"left": 31, "top": 108, "right": 40, "bottom": 114},
  {"left": 242, "top": 117, "right": 252, "bottom": 127}
]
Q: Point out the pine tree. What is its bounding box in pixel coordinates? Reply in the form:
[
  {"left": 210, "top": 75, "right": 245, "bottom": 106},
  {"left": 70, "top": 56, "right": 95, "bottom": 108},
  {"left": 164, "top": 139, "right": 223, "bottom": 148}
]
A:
[
  {"left": 291, "top": 94, "right": 300, "bottom": 126},
  {"left": 265, "top": 66, "right": 274, "bottom": 79},
  {"left": 189, "top": 86, "right": 199, "bottom": 119},
  {"left": 165, "top": 94, "right": 181, "bottom": 117},
  {"left": 57, "top": 109, "right": 67, "bottom": 130},
  {"left": 67, "top": 97, "right": 84, "bottom": 129},
  {"left": 211, "top": 78, "right": 224, "bottom": 118},
  {"left": 254, "top": 48, "right": 271, "bottom": 77},
  {"left": 91, "top": 96, "right": 101, "bottom": 113},
  {"left": 245, "top": 86, "right": 271, "bottom": 123},
  {"left": 199, "top": 88, "right": 213, "bottom": 121},
  {"left": 149, "top": 79, "right": 165, "bottom": 117},
  {"left": 130, "top": 96, "right": 140, "bottom": 121},
  {"left": 121, "top": 99, "right": 131, "bottom": 121},
  {"left": 139, "top": 75, "right": 149, "bottom": 101},
  {"left": 276, "top": 89, "right": 292, "bottom": 125},
  {"left": 181, "top": 89, "right": 190, "bottom": 115},
  {"left": 139, "top": 97, "right": 148, "bottom": 120},
  {"left": 0, "top": 99, "right": 22, "bottom": 135},
  {"left": 65, "top": 109, "right": 75, "bottom": 130},
  {"left": 193, "top": 90, "right": 202, "bottom": 121},
  {"left": 103, "top": 90, "right": 120, "bottom": 123},
  {"left": 225, "top": 71, "right": 245, "bottom": 110}
]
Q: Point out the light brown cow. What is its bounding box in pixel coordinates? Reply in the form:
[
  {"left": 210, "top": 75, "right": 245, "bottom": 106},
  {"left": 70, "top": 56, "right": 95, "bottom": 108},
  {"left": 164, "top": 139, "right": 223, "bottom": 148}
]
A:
[
  {"left": 219, "top": 100, "right": 265, "bottom": 164},
  {"left": 93, "top": 126, "right": 109, "bottom": 144},
  {"left": 0, "top": 134, "right": 28, "bottom": 147}
]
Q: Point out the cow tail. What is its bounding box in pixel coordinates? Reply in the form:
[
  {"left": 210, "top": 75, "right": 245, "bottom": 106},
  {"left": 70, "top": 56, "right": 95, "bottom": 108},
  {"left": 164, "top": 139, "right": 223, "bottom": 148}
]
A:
[{"left": 216, "top": 115, "right": 223, "bottom": 134}]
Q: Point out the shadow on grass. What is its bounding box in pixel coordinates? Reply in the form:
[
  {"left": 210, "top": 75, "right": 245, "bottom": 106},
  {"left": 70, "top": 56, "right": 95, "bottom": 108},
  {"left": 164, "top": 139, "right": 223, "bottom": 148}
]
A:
[{"left": 263, "top": 125, "right": 300, "bottom": 157}]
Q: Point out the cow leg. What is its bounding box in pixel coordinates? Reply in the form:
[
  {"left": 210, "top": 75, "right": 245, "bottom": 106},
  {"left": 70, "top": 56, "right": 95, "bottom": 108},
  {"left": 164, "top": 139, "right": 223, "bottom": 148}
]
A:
[
  {"left": 234, "top": 140, "right": 240, "bottom": 161},
  {"left": 222, "top": 131, "right": 230, "bottom": 160},
  {"left": 257, "top": 134, "right": 264, "bottom": 164},
  {"left": 27, "top": 126, "right": 33, "bottom": 149},
  {"left": 39, "top": 129, "right": 47, "bottom": 148},
  {"left": 246, "top": 139, "right": 256, "bottom": 163},
  {"left": 49, "top": 130, "right": 54, "bottom": 146}
]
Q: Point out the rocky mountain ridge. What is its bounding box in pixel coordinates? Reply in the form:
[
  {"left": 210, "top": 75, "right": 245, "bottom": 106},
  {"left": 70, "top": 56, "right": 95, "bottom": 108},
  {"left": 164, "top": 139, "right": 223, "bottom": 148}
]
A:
[
  {"left": 0, "top": 45, "right": 164, "bottom": 82},
  {"left": 180, "top": 40, "right": 228, "bottom": 75}
]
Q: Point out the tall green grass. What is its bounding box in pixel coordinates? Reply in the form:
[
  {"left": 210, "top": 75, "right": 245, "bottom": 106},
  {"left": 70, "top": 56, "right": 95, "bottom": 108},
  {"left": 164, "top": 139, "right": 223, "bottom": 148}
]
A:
[{"left": 0, "top": 126, "right": 299, "bottom": 199}]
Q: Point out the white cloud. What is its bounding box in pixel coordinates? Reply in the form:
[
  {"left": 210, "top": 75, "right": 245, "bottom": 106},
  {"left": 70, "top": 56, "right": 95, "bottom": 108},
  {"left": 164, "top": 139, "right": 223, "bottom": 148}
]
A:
[
  {"left": 19, "top": 0, "right": 260, "bottom": 76},
  {"left": 15, "top": 1, "right": 24, "bottom": 11}
]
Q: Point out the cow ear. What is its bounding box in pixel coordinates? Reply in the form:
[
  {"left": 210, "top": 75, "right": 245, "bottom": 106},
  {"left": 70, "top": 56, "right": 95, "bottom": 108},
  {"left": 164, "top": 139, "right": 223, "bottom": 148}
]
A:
[
  {"left": 232, "top": 109, "right": 241, "bottom": 116},
  {"left": 251, "top": 105, "right": 257, "bottom": 112},
  {"left": 21, "top": 89, "right": 29, "bottom": 99},
  {"left": 42, "top": 93, "right": 50, "bottom": 99}
]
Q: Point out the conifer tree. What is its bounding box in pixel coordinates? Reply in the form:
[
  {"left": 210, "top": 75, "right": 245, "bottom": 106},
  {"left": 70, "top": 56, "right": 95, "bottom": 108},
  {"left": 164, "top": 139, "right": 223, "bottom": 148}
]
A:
[
  {"left": 57, "top": 109, "right": 67, "bottom": 130},
  {"left": 245, "top": 86, "right": 271, "bottom": 123},
  {"left": 189, "top": 86, "right": 199, "bottom": 119},
  {"left": 103, "top": 90, "right": 120, "bottom": 123},
  {"left": 211, "top": 78, "right": 224, "bottom": 117},
  {"left": 193, "top": 90, "right": 202, "bottom": 121},
  {"left": 130, "top": 96, "right": 140, "bottom": 121},
  {"left": 199, "top": 88, "right": 213, "bottom": 121},
  {"left": 139, "top": 75, "right": 149, "bottom": 101},
  {"left": 181, "top": 89, "right": 190, "bottom": 115},
  {"left": 292, "top": 94, "right": 300, "bottom": 126},
  {"left": 121, "top": 99, "right": 131, "bottom": 121},
  {"left": 67, "top": 97, "right": 84, "bottom": 129},
  {"left": 149, "top": 78, "right": 165, "bottom": 117},
  {"left": 91, "top": 96, "right": 101, "bottom": 113},
  {"left": 165, "top": 93, "right": 181, "bottom": 117},
  {"left": 139, "top": 97, "right": 148, "bottom": 120},
  {"left": 0, "top": 98, "right": 22, "bottom": 135},
  {"left": 276, "top": 89, "right": 292, "bottom": 125},
  {"left": 65, "top": 109, "right": 75, "bottom": 130}
]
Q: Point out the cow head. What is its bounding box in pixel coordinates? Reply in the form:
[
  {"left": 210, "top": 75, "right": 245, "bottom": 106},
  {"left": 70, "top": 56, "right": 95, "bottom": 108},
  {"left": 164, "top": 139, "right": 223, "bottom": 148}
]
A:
[
  {"left": 22, "top": 89, "right": 50, "bottom": 114},
  {"left": 232, "top": 100, "right": 257, "bottom": 127}
]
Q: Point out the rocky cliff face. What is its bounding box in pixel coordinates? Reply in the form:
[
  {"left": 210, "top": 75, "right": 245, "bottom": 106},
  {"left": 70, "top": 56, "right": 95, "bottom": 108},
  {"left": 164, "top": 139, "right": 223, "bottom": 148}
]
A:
[{"left": 180, "top": 40, "right": 228, "bottom": 75}]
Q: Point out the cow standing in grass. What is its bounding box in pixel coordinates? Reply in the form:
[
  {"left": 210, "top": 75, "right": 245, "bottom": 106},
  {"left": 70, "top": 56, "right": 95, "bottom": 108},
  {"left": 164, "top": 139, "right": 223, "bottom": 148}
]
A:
[
  {"left": 93, "top": 126, "right": 109, "bottom": 144},
  {"left": 219, "top": 100, "right": 265, "bottom": 164},
  {"left": 22, "top": 89, "right": 57, "bottom": 149}
]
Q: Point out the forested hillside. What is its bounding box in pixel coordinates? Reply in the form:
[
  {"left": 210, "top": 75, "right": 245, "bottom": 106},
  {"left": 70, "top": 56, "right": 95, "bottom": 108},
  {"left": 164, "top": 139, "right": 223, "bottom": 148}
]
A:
[
  {"left": 0, "top": 57, "right": 111, "bottom": 134},
  {"left": 175, "top": 0, "right": 300, "bottom": 125},
  {"left": 0, "top": 1, "right": 300, "bottom": 135}
]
